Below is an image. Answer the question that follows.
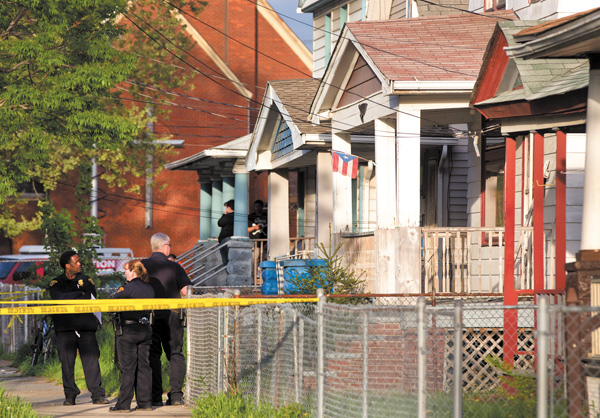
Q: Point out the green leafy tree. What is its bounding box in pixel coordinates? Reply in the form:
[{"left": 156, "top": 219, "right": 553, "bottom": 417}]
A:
[{"left": 0, "top": 0, "right": 205, "bottom": 239}]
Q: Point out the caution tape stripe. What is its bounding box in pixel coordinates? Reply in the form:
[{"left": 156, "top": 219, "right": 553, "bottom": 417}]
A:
[{"left": 0, "top": 297, "right": 318, "bottom": 316}]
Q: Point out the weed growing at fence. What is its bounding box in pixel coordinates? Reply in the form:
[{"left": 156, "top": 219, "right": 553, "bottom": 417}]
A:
[
  {"left": 0, "top": 387, "right": 41, "bottom": 418},
  {"left": 192, "top": 392, "right": 305, "bottom": 418}
]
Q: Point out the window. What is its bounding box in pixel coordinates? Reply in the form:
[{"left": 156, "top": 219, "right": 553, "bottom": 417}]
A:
[
  {"left": 482, "top": 137, "right": 505, "bottom": 228},
  {"left": 484, "top": 0, "right": 505, "bottom": 11},
  {"left": 271, "top": 115, "right": 293, "bottom": 160}
]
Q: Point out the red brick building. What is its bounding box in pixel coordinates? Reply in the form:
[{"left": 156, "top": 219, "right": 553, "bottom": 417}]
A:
[{"left": 4, "top": 0, "right": 311, "bottom": 258}]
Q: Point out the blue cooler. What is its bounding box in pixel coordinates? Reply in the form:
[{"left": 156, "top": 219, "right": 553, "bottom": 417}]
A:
[
  {"left": 259, "top": 261, "right": 278, "bottom": 295},
  {"left": 282, "top": 259, "right": 328, "bottom": 294}
]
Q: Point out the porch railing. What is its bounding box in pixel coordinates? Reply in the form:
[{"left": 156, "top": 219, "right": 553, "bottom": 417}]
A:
[
  {"left": 421, "top": 226, "right": 555, "bottom": 293},
  {"left": 251, "top": 237, "right": 315, "bottom": 285}
]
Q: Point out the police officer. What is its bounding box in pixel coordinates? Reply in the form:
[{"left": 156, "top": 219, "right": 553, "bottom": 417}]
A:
[
  {"left": 109, "top": 260, "right": 155, "bottom": 413},
  {"left": 48, "top": 250, "right": 108, "bottom": 406},
  {"left": 142, "top": 233, "right": 191, "bottom": 406}
]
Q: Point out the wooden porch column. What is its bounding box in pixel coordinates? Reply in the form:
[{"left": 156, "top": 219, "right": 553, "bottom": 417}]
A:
[
  {"left": 268, "top": 170, "right": 289, "bottom": 259},
  {"left": 533, "top": 132, "right": 545, "bottom": 291},
  {"left": 210, "top": 179, "right": 223, "bottom": 238},
  {"left": 396, "top": 107, "right": 421, "bottom": 293},
  {"left": 316, "top": 152, "right": 333, "bottom": 248},
  {"left": 504, "top": 136, "right": 517, "bottom": 367},
  {"left": 332, "top": 132, "right": 353, "bottom": 233},
  {"left": 199, "top": 181, "right": 212, "bottom": 240},
  {"left": 305, "top": 167, "right": 317, "bottom": 241},
  {"left": 374, "top": 117, "right": 396, "bottom": 293},
  {"left": 581, "top": 56, "right": 600, "bottom": 250},
  {"left": 556, "top": 130, "right": 567, "bottom": 290}
]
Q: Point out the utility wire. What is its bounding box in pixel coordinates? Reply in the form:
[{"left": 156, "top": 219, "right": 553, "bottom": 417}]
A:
[{"left": 123, "top": 9, "right": 474, "bottom": 137}]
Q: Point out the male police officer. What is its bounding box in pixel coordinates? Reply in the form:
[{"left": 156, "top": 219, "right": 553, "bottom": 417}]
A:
[
  {"left": 142, "top": 233, "right": 191, "bottom": 406},
  {"left": 49, "top": 250, "right": 108, "bottom": 406}
]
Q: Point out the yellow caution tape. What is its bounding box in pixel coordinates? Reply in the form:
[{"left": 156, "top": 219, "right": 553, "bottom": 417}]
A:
[
  {"left": 0, "top": 297, "right": 318, "bottom": 316},
  {"left": 0, "top": 290, "right": 43, "bottom": 296}
]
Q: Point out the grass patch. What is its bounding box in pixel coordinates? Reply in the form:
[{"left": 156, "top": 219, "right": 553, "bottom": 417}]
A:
[
  {"left": 19, "top": 315, "right": 171, "bottom": 398},
  {"left": 192, "top": 392, "right": 306, "bottom": 418},
  {"left": 0, "top": 386, "right": 47, "bottom": 418}
]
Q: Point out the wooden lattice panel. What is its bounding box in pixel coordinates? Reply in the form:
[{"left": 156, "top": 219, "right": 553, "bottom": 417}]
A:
[{"left": 443, "top": 328, "right": 535, "bottom": 392}]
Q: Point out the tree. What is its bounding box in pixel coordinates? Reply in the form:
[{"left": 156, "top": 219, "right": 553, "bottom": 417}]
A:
[{"left": 0, "top": 0, "right": 204, "bottom": 240}]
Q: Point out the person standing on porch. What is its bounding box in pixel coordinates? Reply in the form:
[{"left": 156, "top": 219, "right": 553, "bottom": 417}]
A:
[{"left": 218, "top": 199, "right": 235, "bottom": 264}]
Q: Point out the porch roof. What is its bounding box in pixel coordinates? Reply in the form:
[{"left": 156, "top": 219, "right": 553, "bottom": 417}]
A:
[
  {"left": 310, "top": 11, "right": 516, "bottom": 124},
  {"left": 474, "top": 21, "right": 589, "bottom": 106},
  {"left": 506, "top": 7, "right": 600, "bottom": 59},
  {"left": 165, "top": 134, "right": 252, "bottom": 171},
  {"left": 246, "top": 78, "right": 331, "bottom": 171},
  {"left": 346, "top": 11, "right": 516, "bottom": 83}
]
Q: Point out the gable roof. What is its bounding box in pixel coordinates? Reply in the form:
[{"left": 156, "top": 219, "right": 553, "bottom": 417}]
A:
[
  {"left": 473, "top": 21, "right": 588, "bottom": 108},
  {"left": 247, "top": 78, "right": 331, "bottom": 170},
  {"left": 268, "top": 79, "right": 330, "bottom": 135},
  {"left": 310, "top": 11, "right": 517, "bottom": 121},
  {"left": 166, "top": 134, "right": 252, "bottom": 171},
  {"left": 346, "top": 11, "right": 517, "bottom": 83}
]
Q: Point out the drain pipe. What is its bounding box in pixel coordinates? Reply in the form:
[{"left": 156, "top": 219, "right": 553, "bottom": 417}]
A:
[{"left": 436, "top": 145, "right": 448, "bottom": 226}]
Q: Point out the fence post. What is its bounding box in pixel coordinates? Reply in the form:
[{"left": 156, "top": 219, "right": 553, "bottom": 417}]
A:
[
  {"left": 293, "top": 309, "right": 299, "bottom": 403},
  {"left": 537, "top": 295, "right": 549, "bottom": 418},
  {"left": 185, "top": 285, "right": 192, "bottom": 403},
  {"left": 417, "top": 296, "right": 427, "bottom": 418},
  {"left": 257, "top": 306, "right": 262, "bottom": 405},
  {"left": 453, "top": 300, "right": 463, "bottom": 418},
  {"left": 234, "top": 289, "right": 240, "bottom": 394},
  {"left": 217, "top": 305, "right": 223, "bottom": 393},
  {"left": 317, "top": 288, "right": 326, "bottom": 418},
  {"left": 362, "top": 310, "right": 369, "bottom": 418}
]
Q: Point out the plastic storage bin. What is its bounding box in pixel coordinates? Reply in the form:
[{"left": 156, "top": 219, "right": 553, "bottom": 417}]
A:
[{"left": 259, "top": 261, "right": 278, "bottom": 295}]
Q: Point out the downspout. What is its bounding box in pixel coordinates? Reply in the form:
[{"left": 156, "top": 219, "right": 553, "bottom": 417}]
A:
[{"left": 436, "top": 145, "right": 448, "bottom": 227}]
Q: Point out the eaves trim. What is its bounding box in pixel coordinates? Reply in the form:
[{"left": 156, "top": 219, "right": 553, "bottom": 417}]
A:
[{"left": 173, "top": 12, "right": 253, "bottom": 99}]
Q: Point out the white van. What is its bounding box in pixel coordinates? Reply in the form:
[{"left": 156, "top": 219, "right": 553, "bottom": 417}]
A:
[{"left": 18, "top": 246, "right": 133, "bottom": 275}]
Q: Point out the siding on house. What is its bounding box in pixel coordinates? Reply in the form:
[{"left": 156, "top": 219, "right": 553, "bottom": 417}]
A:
[
  {"left": 311, "top": 0, "right": 364, "bottom": 79},
  {"left": 566, "top": 133, "right": 585, "bottom": 262},
  {"left": 448, "top": 139, "right": 469, "bottom": 226},
  {"left": 390, "top": 0, "right": 407, "bottom": 19}
]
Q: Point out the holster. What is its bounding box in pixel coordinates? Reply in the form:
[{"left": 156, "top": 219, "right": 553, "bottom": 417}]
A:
[
  {"left": 179, "top": 309, "right": 187, "bottom": 328},
  {"left": 111, "top": 313, "right": 123, "bottom": 336}
]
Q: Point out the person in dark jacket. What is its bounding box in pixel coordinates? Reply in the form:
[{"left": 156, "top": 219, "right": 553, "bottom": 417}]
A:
[
  {"left": 142, "top": 233, "right": 192, "bottom": 406},
  {"left": 109, "top": 260, "right": 155, "bottom": 413},
  {"left": 48, "top": 250, "right": 108, "bottom": 406},
  {"left": 217, "top": 199, "right": 235, "bottom": 264}
]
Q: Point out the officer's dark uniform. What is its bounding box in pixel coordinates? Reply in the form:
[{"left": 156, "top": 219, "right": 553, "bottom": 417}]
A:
[
  {"left": 110, "top": 278, "right": 155, "bottom": 411},
  {"left": 49, "top": 273, "right": 105, "bottom": 403},
  {"left": 142, "top": 253, "right": 191, "bottom": 405}
]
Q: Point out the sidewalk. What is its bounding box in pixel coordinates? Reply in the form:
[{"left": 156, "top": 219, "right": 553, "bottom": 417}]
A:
[{"left": 0, "top": 361, "right": 192, "bottom": 417}]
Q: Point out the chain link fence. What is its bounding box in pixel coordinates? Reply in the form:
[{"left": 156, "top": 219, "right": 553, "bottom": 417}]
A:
[
  {"left": 185, "top": 290, "right": 600, "bottom": 417},
  {"left": 0, "top": 284, "right": 42, "bottom": 353}
]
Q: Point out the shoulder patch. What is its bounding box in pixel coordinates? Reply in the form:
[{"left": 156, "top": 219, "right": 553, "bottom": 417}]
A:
[
  {"left": 88, "top": 278, "right": 94, "bottom": 285},
  {"left": 116, "top": 286, "right": 125, "bottom": 293},
  {"left": 49, "top": 280, "right": 57, "bottom": 287}
]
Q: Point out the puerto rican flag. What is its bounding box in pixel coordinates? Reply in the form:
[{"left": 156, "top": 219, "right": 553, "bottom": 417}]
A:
[{"left": 332, "top": 150, "right": 358, "bottom": 179}]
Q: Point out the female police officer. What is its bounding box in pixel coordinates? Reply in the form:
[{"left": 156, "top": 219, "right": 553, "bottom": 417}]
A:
[{"left": 109, "top": 260, "right": 155, "bottom": 413}]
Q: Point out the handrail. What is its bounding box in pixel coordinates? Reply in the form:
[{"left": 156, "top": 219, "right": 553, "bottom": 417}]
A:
[{"left": 192, "top": 264, "right": 227, "bottom": 286}]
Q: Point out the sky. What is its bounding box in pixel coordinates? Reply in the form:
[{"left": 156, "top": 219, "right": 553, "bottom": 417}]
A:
[{"left": 268, "top": 0, "right": 314, "bottom": 51}]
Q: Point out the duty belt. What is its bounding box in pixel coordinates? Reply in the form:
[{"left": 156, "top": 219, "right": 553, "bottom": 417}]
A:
[{"left": 123, "top": 317, "right": 150, "bottom": 326}]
